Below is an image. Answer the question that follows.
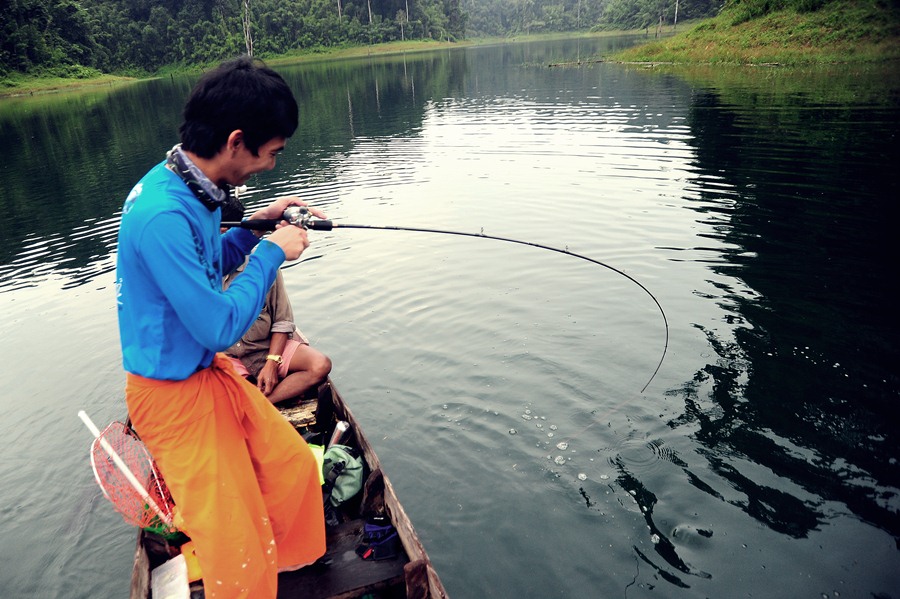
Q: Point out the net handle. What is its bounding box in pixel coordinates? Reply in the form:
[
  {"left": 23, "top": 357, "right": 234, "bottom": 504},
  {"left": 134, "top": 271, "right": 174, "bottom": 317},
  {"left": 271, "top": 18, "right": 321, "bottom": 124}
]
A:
[{"left": 77, "top": 410, "right": 172, "bottom": 525}]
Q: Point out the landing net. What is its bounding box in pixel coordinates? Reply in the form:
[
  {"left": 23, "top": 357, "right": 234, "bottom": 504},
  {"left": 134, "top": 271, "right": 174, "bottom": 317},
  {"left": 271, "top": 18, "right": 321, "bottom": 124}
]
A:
[{"left": 89, "top": 421, "right": 176, "bottom": 535}]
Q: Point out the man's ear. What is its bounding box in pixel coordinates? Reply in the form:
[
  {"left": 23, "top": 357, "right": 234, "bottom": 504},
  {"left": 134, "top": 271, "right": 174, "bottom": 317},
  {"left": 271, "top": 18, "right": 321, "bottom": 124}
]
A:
[{"left": 226, "top": 130, "right": 244, "bottom": 153}]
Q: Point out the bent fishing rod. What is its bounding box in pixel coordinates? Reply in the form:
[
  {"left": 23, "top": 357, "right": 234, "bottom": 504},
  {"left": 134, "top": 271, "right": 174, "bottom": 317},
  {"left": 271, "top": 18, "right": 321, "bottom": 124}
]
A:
[{"left": 223, "top": 206, "right": 669, "bottom": 393}]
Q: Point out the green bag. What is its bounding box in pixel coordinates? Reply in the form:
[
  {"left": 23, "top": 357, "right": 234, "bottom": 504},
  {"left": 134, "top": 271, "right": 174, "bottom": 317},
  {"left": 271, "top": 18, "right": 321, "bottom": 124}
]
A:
[{"left": 322, "top": 444, "right": 364, "bottom": 507}]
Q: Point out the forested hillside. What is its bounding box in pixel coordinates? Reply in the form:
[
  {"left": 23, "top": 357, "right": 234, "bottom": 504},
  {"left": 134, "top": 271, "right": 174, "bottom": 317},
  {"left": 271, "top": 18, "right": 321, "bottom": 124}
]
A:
[
  {"left": 464, "top": 0, "right": 721, "bottom": 36},
  {"left": 0, "top": 0, "right": 463, "bottom": 76},
  {"left": 1, "top": 0, "right": 724, "bottom": 78},
  {"left": 614, "top": 0, "right": 900, "bottom": 64}
]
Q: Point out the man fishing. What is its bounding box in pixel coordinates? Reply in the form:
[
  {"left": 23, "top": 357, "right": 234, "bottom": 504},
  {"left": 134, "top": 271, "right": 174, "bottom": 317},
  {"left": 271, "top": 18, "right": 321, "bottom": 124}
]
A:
[{"left": 116, "top": 56, "right": 326, "bottom": 598}]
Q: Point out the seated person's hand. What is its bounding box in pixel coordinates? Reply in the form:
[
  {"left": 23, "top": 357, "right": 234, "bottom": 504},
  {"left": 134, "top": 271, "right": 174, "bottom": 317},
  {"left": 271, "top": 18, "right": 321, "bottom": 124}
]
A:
[{"left": 257, "top": 361, "right": 280, "bottom": 396}]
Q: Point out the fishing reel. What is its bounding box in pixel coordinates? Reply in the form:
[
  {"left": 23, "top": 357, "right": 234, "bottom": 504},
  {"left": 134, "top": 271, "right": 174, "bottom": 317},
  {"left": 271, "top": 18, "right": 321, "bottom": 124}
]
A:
[{"left": 283, "top": 206, "right": 333, "bottom": 231}]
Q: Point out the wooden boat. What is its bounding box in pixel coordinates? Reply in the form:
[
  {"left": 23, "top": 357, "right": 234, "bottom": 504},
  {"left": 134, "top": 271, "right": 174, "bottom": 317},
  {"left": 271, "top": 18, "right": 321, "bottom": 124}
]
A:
[{"left": 128, "top": 380, "right": 448, "bottom": 598}]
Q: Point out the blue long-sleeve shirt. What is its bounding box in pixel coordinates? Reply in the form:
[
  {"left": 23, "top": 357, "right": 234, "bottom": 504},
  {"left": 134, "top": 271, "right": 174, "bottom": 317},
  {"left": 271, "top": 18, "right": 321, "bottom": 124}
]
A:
[{"left": 116, "top": 161, "right": 285, "bottom": 380}]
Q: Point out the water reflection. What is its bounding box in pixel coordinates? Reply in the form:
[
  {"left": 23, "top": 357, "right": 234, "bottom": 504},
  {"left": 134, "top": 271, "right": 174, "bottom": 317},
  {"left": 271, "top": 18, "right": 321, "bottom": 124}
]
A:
[
  {"left": 0, "top": 80, "right": 186, "bottom": 290},
  {"left": 668, "top": 73, "right": 900, "bottom": 542},
  {"left": 0, "top": 52, "right": 475, "bottom": 291}
]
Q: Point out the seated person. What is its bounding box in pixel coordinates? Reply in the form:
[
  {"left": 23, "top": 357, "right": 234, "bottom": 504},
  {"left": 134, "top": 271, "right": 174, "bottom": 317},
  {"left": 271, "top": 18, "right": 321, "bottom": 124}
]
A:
[{"left": 222, "top": 198, "right": 332, "bottom": 404}]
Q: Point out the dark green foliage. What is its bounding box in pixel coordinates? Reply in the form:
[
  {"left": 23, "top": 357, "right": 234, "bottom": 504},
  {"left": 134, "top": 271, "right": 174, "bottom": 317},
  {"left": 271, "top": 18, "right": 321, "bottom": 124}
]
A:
[
  {"left": 466, "top": 0, "right": 586, "bottom": 35},
  {"left": 1, "top": 0, "right": 469, "bottom": 77},
  {"left": 1, "top": 0, "right": 101, "bottom": 75},
  {"left": 601, "top": 0, "right": 727, "bottom": 31},
  {"left": 725, "top": 0, "right": 833, "bottom": 26},
  {"left": 0, "top": 0, "right": 766, "bottom": 78}
]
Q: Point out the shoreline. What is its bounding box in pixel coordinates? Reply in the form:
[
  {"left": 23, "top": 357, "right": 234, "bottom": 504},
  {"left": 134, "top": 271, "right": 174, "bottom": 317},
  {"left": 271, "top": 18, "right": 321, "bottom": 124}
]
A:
[
  {"left": 4, "top": 13, "right": 897, "bottom": 100},
  {"left": 1, "top": 30, "right": 648, "bottom": 99},
  {"left": 0, "top": 73, "right": 142, "bottom": 99}
]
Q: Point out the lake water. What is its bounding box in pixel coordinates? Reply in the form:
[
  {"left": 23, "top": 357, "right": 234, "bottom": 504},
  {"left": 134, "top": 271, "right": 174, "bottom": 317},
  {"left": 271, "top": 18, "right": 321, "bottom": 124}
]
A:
[{"left": 1, "top": 36, "right": 898, "bottom": 598}]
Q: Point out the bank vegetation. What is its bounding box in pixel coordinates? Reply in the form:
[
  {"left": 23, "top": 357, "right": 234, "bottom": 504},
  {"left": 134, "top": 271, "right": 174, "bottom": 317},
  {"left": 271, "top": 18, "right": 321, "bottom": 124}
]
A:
[
  {"left": 2, "top": 0, "right": 721, "bottom": 94},
  {"left": 614, "top": 0, "right": 900, "bottom": 65},
  {"left": 2, "top": 0, "right": 897, "bottom": 96}
]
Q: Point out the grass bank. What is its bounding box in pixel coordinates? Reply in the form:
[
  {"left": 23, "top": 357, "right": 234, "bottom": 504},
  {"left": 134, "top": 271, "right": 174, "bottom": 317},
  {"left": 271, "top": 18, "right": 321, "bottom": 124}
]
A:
[
  {"left": 0, "top": 72, "right": 139, "bottom": 99},
  {"left": 613, "top": 0, "right": 900, "bottom": 65}
]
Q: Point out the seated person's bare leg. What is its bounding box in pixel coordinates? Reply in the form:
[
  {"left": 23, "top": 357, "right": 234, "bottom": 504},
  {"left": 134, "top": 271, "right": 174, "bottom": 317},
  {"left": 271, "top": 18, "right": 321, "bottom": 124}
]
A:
[{"left": 266, "top": 345, "right": 333, "bottom": 404}]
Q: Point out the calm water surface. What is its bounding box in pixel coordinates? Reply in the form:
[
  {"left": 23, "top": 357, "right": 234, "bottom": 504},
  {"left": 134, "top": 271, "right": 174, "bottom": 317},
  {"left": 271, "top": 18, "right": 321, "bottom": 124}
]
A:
[{"left": 1, "top": 37, "right": 898, "bottom": 598}]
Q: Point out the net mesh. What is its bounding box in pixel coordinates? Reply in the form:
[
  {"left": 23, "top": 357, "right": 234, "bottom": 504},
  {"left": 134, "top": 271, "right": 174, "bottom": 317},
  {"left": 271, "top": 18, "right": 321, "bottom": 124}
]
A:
[{"left": 90, "top": 421, "right": 176, "bottom": 535}]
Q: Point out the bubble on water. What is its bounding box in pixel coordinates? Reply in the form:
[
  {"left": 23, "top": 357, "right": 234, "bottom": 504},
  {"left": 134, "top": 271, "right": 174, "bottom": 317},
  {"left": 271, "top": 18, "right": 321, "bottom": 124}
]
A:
[
  {"left": 577, "top": 473, "right": 587, "bottom": 481},
  {"left": 536, "top": 423, "right": 543, "bottom": 428},
  {"left": 650, "top": 534, "right": 660, "bottom": 544},
  {"left": 521, "top": 414, "right": 533, "bottom": 420},
  {"left": 525, "top": 409, "right": 532, "bottom": 415},
  {"left": 508, "top": 429, "right": 517, "bottom": 435},
  {"left": 547, "top": 432, "right": 554, "bottom": 438},
  {"left": 549, "top": 425, "right": 558, "bottom": 431},
  {"left": 442, "top": 404, "right": 448, "bottom": 410},
  {"left": 554, "top": 456, "right": 567, "bottom": 465},
  {"left": 556, "top": 442, "right": 569, "bottom": 450}
]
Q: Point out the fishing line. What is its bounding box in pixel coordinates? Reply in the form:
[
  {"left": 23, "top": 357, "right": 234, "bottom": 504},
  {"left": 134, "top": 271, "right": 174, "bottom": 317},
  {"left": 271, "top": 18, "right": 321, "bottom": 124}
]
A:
[{"left": 224, "top": 212, "right": 669, "bottom": 393}]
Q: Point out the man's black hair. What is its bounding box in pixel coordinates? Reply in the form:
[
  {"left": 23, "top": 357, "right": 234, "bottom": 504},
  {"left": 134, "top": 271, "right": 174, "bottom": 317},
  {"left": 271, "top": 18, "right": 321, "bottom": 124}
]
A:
[{"left": 179, "top": 56, "right": 298, "bottom": 159}]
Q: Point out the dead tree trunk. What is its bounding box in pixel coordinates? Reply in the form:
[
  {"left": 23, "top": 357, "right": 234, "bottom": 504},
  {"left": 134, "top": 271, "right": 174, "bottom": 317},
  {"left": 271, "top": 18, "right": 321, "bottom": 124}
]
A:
[{"left": 242, "top": 0, "right": 253, "bottom": 56}]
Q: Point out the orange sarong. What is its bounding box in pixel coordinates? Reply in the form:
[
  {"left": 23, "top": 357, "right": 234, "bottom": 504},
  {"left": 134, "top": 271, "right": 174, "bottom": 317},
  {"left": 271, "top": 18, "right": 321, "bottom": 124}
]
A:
[{"left": 126, "top": 354, "right": 326, "bottom": 599}]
